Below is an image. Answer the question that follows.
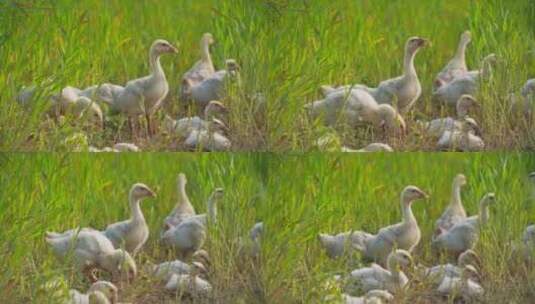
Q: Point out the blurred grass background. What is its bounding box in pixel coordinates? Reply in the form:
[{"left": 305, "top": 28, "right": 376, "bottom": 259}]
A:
[
  {"left": 0, "top": 153, "right": 534, "bottom": 302},
  {"left": 1, "top": 0, "right": 534, "bottom": 151}
]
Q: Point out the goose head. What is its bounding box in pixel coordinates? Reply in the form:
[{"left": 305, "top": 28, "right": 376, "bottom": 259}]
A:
[
  {"left": 106, "top": 249, "right": 137, "bottom": 283},
  {"left": 225, "top": 59, "right": 241, "bottom": 77},
  {"left": 456, "top": 95, "right": 479, "bottom": 118},
  {"left": 201, "top": 33, "right": 215, "bottom": 47},
  {"left": 528, "top": 172, "right": 535, "bottom": 183},
  {"left": 401, "top": 186, "right": 429, "bottom": 205},
  {"left": 461, "top": 117, "right": 481, "bottom": 136},
  {"left": 130, "top": 183, "right": 156, "bottom": 201},
  {"left": 177, "top": 173, "right": 187, "bottom": 188},
  {"left": 458, "top": 249, "right": 481, "bottom": 269},
  {"left": 453, "top": 174, "right": 468, "bottom": 188},
  {"left": 387, "top": 249, "right": 414, "bottom": 271},
  {"left": 250, "top": 222, "right": 264, "bottom": 241},
  {"left": 89, "top": 281, "right": 118, "bottom": 304},
  {"left": 151, "top": 39, "right": 179, "bottom": 55},
  {"left": 480, "top": 192, "right": 496, "bottom": 206},
  {"left": 204, "top": 100, "right": 229, "bottom": 118},
  {"left": 210, "top": 188, "right": 225, "bottom": 201},
  {"left": 406, "top": 36, "right": 429, "bottom": 54},
  {"left": 377, "top": 105, "right": 406, "bottom": 135},
  {"left": 460, "top": 31, "right": 472, "bottom": 46}
]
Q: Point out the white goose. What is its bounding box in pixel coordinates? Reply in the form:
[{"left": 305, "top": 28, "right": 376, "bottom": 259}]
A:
[
  {"left": 346, "top": 250, "right": 413, "bottom": 294},
  {"left": 163, "top": 173, "right": 197, "bottom": 230},
  {"left": 318, "top": 186, "right": 428, "bottom": 265},
  {"left": 183, "top": 123, "right": 232, "bottom": 151},
  {"left": 322, "top": 37, "right": 428, "bottom": 113},
  {"left": 304, "top": 88, "right": 406, "bottom": 135},
  {"left": 419, "top": 250, "right": 480, "bottom": 285},
  {"left": 434, "top": 174, "right": 468, "bottom": 236},
  {"left": 432, "top": 193, "right": 496, "bottom": 255},
  {"left": 420, "top": 95, "right": 480, "bottom": 138},
  {"left": 341, "top": 143, "right": 394, "bottom": 153},
  {"left": 436, "top": 265, "right": 484, "bottom": 301},
  {"left": 103, "top": 183, "right": 156, "bottom": 255},
  {"left": 331, "top": 290, "right": 394, "bottom": 304},
  {"left": 164, "top": 100, "right": 229, "bottom": 138},
  {"left": 68, "top": 281, "right": 118, "bottom": 304},
  {"left": 102, "top": 39, "right": 178, "bottom": 136},
  {"left": 161, "top": 188, "right": 223, "bottom": 256},
  {"left": 180, "top": 33, "right": 216, "bottom": 102},
  {"left": 45, "top": 228, "right": 137, "bottom": 282},
  {"left": 434, "top": 31, "right": 472, "bottom": 89},
  {"left": 164, "top": 262, "right": 213, "bottom": 298},
  {"left": 432, "top": 54, "right": 497, "bottom": 106},
  {"left": 238, "top": 222, "right": 264, "bottom": 259},
  {"left": 188, "top": 59, "right": 241, "bottom": 109},
  {"left": 89, "top": 143, "right": 140, "bottom": 153},
  {"left": 436, "top": 117, "right": 484, "bottom": 151},
  {"left": 149, "top": 253, "right": 208, "bottom": 283}
]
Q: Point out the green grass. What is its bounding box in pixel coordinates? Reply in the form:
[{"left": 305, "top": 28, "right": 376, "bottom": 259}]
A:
[
  {"left": 1, "top": 153, "right": 534, "bottom": 303},
  {"left": 1, "top": 0, "right": 534, "bottom": 151}
]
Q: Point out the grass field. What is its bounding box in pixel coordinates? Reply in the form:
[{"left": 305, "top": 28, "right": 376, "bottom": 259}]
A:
[
  {"left": 1, "top": 153, "right": 534, "bottom": 303},
  {"left": 1, "top": 0, "right": 534, "bottom": 151}
]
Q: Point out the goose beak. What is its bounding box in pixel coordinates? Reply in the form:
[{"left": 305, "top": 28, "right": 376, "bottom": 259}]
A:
[
  {"left": 169, "top": 44, "right": 179, "bottom": 54},
  {"left": 419, "top": 190, "right": 429, "bottom": 199},
  {"left": 148, "top": 189, "right": 157, "bottom": 198}
]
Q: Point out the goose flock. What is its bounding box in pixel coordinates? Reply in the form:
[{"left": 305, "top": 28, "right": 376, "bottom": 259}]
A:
[
  {"left": 43, "top": 172, "right": 535, "bottom": 303},
  {"left": 14, "top": 31, "right": 534, "bottom": 151},
  {"left": 307, "top": 32, "right": 534, "bottom": 152},
  {"left": 45, "top": 173, "right": 263, "bottom": 303},
  {"left": 17, "top": 34, "right": 236, "bottom": 152},
  {"left": 319, "top": 172, "right": 535, "bottom": 303}
]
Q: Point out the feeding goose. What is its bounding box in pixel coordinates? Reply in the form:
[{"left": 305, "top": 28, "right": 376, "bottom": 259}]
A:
[
  {"left": 419, "top": 95, "right": 480, "bottom": 138},
  {"left": 68, "top": 281, "right": 118, "bottom": 304},
  {"left": 304, "top": 88, "right": 406, "bottom": 135},
  {"left": 103, "top": 183, "right": 156, "bottom": 255},
  {"left": 164, "top": 100, "right": 229, "bottom": 138},
  {"left": 327, "top": 290, "right": 394, "bottom": 304},
  {"left": 148, "top": 253, "right": 209, "bottom": 283},
  {"left": 163, "top": 173, "right": 197, "bottom": 230},
  {"left": 180, "top": 33, "right": 216, "bottom": 103},
  {"left": 418, "top": 249, "right": 481, "bottom": 285},
  {"left": 164, "top": 262, "right": 213, "bottom": 298},
  {"left": 45, "top": 228, "right": 137, "bottom": 283},
  {"left": 436, "top": 265, "right": 484, "bottom": 301},
  {"left": 434, "top": 174, "right": 468, "bottom": 236},
  {"left": 346, "top": 249, "right": 413, "bottom": 294},
  {"left": 161, "top": 188, "right": 223, "bottom": 256},
  {"left": 183, "top": 123, "right": 231, "bottom": 151},
  {"left": 322, "top": 37, "right": 429, "bottom": 113},
  {"left": 318, "top": 186, "right": 428, "bottom": 265},
  {"left": 434, "top": 31, "right": 472, "bottom": 89},
  {"left": 436, "top": 117, "right": 484, "bottom": 151},
  {"left": 433, "top": 54, "right": 497, "bottom": 106},
  {"left": 89, "top": 143, "right": 140, "bottom": 153},
  {"left": 101, "top": 39, "right": 178, "bottom": 136},
  {"left": 432, "top": 193, "right": 496, "bottom": 255},
  {"left": 187, "top": 59, "right": 241, "bottom": 110},
  {"left": 238, "top": 222, "right": 264, "bottom": 260},
  {"left": 511, "top": 79, "right": 535, "bottom": 117},
  {"left": 341, "top": 143, "right": 394, "bottom": 152}
]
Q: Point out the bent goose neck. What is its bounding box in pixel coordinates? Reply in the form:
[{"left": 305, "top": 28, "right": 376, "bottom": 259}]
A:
[{"left": 401, "top": 196, "right": 417, "bottom": 224}]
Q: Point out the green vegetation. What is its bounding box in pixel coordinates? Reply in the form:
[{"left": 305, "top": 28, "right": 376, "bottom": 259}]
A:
[
  {"left": 1, "top": 0, "right": 534, "bottom": 151},
  {"left": 1, "top": 153, "right": 534, "bottom": 303}
]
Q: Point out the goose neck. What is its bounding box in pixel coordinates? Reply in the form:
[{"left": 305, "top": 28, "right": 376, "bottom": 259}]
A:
[
  {"left": 387, "top": 257, "right": 401, "bottom": 278},
  {"left": 149, "top": 49, "right": 165, "bottom": 80},
  {"left": 400, "top": 196, "right": 416, "bottom": 224},
  {"left": 403, "top": 47, "right": 418, "bottom": 78},
  {"left": 454, "top": 39, "right": 468, "bottom": 66},
  {"left": 450, "top": 181, "right": 463, "bottom": 209},
  {"left": 177, "top": 181, "right": 189, "bottom": 207},
  {"left": 479, "top": 201, "right": 490, "bottom": 225},
  {"left": 129, "top": 192, "right": 145, "bottom": 223},
  {"left": 207, "top": 194, "right": 218, "bottom": 222},
  {"left": 201, "top": 40, "right": 212, "bottom": 64}
]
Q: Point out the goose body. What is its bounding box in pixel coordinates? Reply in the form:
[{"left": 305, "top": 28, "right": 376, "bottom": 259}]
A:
[
  {"left": 347, "top": 250, "right": 413, "bottom": 294},
  {"left": 434, "top": 174, "right": 468, "bottom": 236},
  {"left": 188, "top": 60, "right": 240, "bottom": 109},
  {"left": 163, "top": 173, "right": 196, "bottom": 230},
  {"left": 434, "top": 31, "right": 472, "bottom": 89},
  {"left": 183, "top": 128, "right": 231, "bottom": 151},
  {"left": 322, "top": 37, "right": 428, "bottom": 113},
  {"left": 103, "top": 183, "right": 156, "bottom": 255},
  {"left": 433, "top": 54, "right": 496, "bottom": 106},
  {"left": 436, "top": 274, "right": 484, "bottom": 300},
  {"left": 420, "top": 250, "right": 480, "bottom": 285},
  {"left": 432, "top": 193, "right": 496, "bottom": 255},
  {"left": 164, "top": 262, "right": 212, "bottom": 298},
  {"left": 181, "top": 33, "right": 216, "bottom": 102},
  {"left": 436, "top": 118, "right": 484, "bottom": 151},
  {"left": 333, "top": 290, "right": 394, "bottom": 304},
  {"left": 164, "top": 101, "right": 229, "bottom": 138},
  {"left": 67, "top": 281, "right": 118, "bottom": 304},
  {"left": 103, "top": 40, "right": 177, "bottom": 135},
  {"left": 305, "top": 88, "right": 406, "bottom": 135},
  {"left": 45, "top": 228, "right": 137, "bottom": 282},
  {"left": 319, "top": 186, "right": 427, "bottom": 265},
  {"left": 341, "top": 143, "right": 394, "bottom": 153},
  {"left": 421, "top": 95, "right": 479, "bottom": 138}
]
